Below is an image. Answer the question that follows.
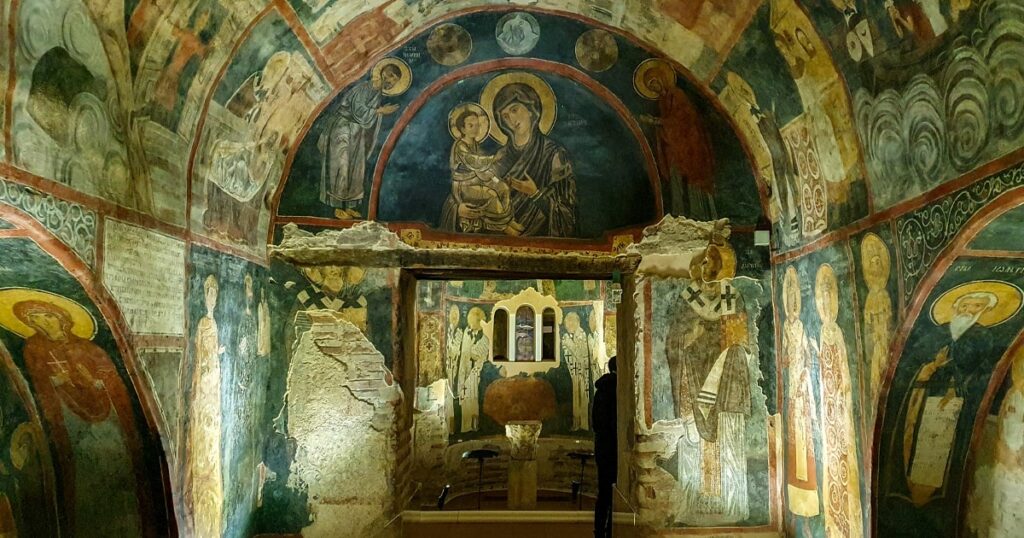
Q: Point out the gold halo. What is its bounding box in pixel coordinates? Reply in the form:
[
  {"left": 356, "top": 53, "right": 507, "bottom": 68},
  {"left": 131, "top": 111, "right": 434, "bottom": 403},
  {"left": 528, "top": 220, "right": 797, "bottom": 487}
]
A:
[
  {"left": 930, "top": 280, "right": 1023, "bottom": 327},
  {"left": 0, "top": 288, "right": 96, "bottom": 339},
  {"left": 372, "top": 57, "right": 412, "bottom": 97},
  {"left": 713, "top": 243, "right": 737, "bottom": 280},
  {"left": 479, "top": 71, "right": 556, "bottom": 146},
  {"left": 814, "top": 264, "right": 839, "bottom": 323},
  {"left": 448, "top": 102, "right": 490, "bottom": 143},
  {"left": 783, "top": 265, "right": 801, "bottom": 316},
  {"left": 634, "top": 58, "right": 676, "bottom": 100},
  {"left": 10, "top": 422, "right": 41, "bottom": 470},
  {"left": 860, "top": 233, "right": 891, "bottom": 287}
]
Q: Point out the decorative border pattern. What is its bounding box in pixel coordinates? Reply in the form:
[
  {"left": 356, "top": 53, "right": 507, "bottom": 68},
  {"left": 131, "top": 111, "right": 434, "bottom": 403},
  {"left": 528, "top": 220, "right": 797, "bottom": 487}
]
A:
[
  {"left": 0, "top": 178, "right": 96, "bottom": 266},
  {"left": 895, "top": 163, "right": 1024, "bottom": 304}
]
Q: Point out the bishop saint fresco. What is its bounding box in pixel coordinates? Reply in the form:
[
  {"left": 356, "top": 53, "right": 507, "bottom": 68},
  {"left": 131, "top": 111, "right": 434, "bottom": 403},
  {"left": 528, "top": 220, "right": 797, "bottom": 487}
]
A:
[{"left": 666, "top": 245, "right": 751, "bottom": 523}]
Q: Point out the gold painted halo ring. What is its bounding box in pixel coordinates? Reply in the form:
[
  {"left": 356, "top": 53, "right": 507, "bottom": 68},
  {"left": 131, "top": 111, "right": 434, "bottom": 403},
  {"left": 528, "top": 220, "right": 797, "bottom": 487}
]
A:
[
  {"left": 634, "top": 58, "right": 675, "bottom": 100},
  {"left": 372, "top": 57, "right": 412, "bottom": 97},
  {"left": 479, "top": 71, "right": 556, "bottom": 146},
  {"left": 930, "top": 280, "right": 1024, "bottom": 327},
  {"left": 448, "top": 102, "right": 490, "bottom": 143},
  {"left": 860, "top": 233, "right": 891, "bottom": 286},
  {"left": 10, "top": 422, "right": 41, "bottom": 470},
  {"left": 0, "top": 287, "right": 96, "bottom": 339}
]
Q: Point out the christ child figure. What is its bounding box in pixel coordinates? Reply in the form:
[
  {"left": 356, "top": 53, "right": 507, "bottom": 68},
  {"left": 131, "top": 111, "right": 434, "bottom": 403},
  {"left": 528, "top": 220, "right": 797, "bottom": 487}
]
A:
[{"left": 449, "top": 106, "right": 524, "bottom": 236}]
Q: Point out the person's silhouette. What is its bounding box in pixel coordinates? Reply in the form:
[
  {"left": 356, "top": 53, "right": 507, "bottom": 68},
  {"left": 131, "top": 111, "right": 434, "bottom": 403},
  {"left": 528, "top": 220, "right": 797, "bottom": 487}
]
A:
[{"left": 592, "top": 356, "right": 617, "bottom": 537}]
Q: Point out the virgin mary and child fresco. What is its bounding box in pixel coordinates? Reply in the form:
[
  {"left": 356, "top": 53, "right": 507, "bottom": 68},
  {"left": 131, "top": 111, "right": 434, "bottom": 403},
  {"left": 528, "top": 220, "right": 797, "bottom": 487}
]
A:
[{"left": 440, "top": 72, "right": 579, "bottom": 238}]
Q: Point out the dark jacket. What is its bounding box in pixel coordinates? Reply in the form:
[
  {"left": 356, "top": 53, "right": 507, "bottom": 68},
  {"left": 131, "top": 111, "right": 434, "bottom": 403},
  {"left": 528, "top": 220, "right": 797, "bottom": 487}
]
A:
[{"left": 592, "top": 372, "right": 617, "bottom": 469}]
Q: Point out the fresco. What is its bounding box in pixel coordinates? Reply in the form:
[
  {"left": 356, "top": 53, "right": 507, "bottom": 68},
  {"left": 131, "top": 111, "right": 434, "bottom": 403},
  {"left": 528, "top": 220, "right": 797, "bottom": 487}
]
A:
[
  {"left": 10, "top": 0, "right": 165, "bottom": 219},
  {"left": 799, "top": 0, "right": 1024, "bottom": 209},
  {"left": 0, "top": 341, "right": 58, "bottom": 537},
  {"left": 851, "top": 227, "right": 901, "bottom": 424},
  {"left": 250, "top": 260, "right": 396, "bottom": 535},
  {"left": 414, "top": 279, "right": 611, "bottom": 441},
  {"left": 183, "top": 246, "right": 274, "bottom": 538},
  {"left": 276, "top": 10, "right": 763, "bottom": 242},
  {"left": 777, "top": 242, "right": 868, "bottom": 538},
  {"left": 715, "top": 2, "right": 868, "bottom": 251},
  {"left": 965, "top": 346, "right": 1024, "bottom": 537},
  {"left": 0, "top": 237, "right": 166, "bottom": 536},
  {"left": 896, "top": 163, "right": 1024, "bottom": 305},
  {"left": 643, "top": 242, "right": 771, "bottom": 527},
  {"left": 191, "top": 12, "right": 329, "bottom": 254},
  {"left": 126, "top": 0, "right": 266, "bottom": 220},
  {"left": 970, "top": 204, "right": 1024, "bottom": 252},
  {"left": 878, "top": 257, "right": 1024, "bottom": 536},
  {"left": 0, "top": 179, "right": 97, "bottom": 266}
]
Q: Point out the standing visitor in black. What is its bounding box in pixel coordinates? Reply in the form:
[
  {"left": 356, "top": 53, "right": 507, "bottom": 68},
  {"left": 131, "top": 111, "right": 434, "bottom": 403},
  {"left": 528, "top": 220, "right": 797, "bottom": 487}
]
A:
[{"left": 592, "top": 356, "right": 617, "bottom": 538}]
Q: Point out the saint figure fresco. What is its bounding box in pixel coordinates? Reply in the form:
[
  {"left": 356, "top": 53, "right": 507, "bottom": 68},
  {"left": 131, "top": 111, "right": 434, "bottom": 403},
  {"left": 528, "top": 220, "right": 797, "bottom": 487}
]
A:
[
  {"left": 296, "top": 266, "right": 369, "bottom": 334},
  {"left": 666, "top": 244, "right": 752, "bottom": 523},
  {"left": 814, "top": 264, "right": 862, "bottom": 538},
  {"left": 895, "top": 281, "right": 1021, "bottom": 507},
  {"left": 440, "top": 72, "right": 578, "bottom": 237},
  {"left": 861, "top": 233, "right": 893, "bottom": 404},
  {"left": 562, "top": 312, "right": 592, "bottom": 431},
  {"left": 427, "top": 24, "right": 472, "bottom": 66},
  {"left": 445, "top": 305, "right": 463, "bottom": 434},
  {"left": 229, "top": 274, "right": 269, "bottom": 519},
  {"left": 444, "top": 103, "right": 523, "bottom": 235},
  {"left": 457, "top": 307, "right": 488, "bottom": 433},
  {"left": 975, "top": 347, "right": 1024, "bottom": 536},
  {"left": 187, "top": 275, "right": 224, "bottom": 538},
  {"left": 319, "top": 58, "right": 410, "bottom": 219},
  {"left": 781, "top": 266, "right": 820, "bottom": 518},
  {"left": 0, "top": 289, "right": 146, "bottom": 536},
  {"left": 636, "top": 59, "right": 716, "bottom": 220}
]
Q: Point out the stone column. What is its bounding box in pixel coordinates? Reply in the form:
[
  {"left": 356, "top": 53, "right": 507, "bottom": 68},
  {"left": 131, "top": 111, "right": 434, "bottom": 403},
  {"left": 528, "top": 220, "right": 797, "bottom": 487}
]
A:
[{"left": 505, "top": 420, "right": 542, "bottom": 509}]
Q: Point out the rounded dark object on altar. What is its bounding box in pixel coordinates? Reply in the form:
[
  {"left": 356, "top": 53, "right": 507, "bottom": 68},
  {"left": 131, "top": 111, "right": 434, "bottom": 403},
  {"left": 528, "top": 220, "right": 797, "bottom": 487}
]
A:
[
  {"left": 462, "top": 448, "right": 499, "bottom": 460},
  {"left": 483, "top": 375, "right": 557, "bottom": 424}
]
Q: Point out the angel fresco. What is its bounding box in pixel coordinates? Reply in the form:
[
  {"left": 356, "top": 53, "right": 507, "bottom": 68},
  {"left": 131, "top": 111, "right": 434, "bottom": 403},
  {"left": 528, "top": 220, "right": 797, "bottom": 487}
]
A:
[
  {"left": 440, "top": 72, "right": 578, "bottom": 238},
  {"left": 0, "top": 289, "right": 147, "bottom": 536}
]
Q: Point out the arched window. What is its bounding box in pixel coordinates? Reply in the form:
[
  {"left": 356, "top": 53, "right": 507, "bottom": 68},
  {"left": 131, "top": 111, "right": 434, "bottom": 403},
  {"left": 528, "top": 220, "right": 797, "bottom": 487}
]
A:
[
  {"left": 486, "top": 287, "right": 563, "bottom": 367},
  {"left": 492, "top": 308, "right": 509, "bottom": 360},
  {"left": 515, "top": 305, "right": 535, "bottom": 362},
  {"left": 541, "top": 307, "right": 556, "bottom": 361}
]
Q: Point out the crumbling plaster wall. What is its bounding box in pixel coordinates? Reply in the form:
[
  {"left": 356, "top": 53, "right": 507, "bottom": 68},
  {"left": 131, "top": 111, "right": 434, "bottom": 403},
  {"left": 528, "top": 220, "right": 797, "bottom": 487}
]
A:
[{"left": 284, "top": 310, "right": 403, "bottom": 538}]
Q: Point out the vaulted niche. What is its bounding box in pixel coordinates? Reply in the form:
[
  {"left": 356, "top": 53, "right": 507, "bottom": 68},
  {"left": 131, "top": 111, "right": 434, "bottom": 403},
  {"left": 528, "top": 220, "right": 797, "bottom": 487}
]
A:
[{"left": 414, "top": 278, "right": 617, "bottom": 436}]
